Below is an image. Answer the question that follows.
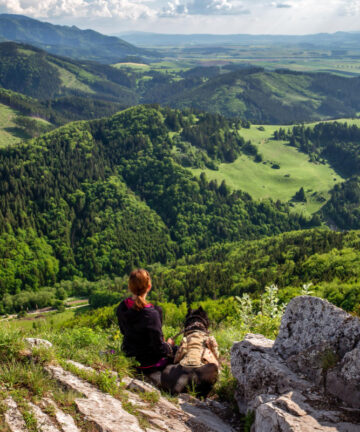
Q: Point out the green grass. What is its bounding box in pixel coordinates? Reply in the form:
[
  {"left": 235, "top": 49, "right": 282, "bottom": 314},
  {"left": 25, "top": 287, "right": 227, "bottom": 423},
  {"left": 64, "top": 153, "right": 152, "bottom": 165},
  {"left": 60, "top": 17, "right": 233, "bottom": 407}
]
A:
[
  {"left": 192, "top": 123, "right": 345, "bottom": 216},
  {"left": 5, "top": 309, "right": 80, "bottom": 331},
  {"left": 50, "top": 63, "right": 95, "bottom": 94},
  {"left": 0, "top": 103, "right": 29, "bottom": 147},
  {"left": 113, "top": 62, "right": 150, "bottom": 70}
]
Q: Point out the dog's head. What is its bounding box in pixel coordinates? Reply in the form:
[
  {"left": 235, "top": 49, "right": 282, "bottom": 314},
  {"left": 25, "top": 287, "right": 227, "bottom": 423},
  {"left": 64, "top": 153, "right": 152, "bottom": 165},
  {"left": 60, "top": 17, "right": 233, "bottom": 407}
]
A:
[{"left": 184, "top": 306, "right": 210, "bottom": 333}]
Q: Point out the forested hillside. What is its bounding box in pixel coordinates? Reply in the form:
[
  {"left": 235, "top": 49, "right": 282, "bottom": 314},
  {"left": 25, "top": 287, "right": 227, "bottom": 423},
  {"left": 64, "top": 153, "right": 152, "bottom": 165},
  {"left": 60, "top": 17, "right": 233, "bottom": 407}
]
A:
[
  {"left": 145, "top": 229, "right": 360, "bottom": 314},
  {"left": 0, "top": 14, "right": 150, "bottom": 63},
  {"left": 0, "top": 87, "right": 128, "bottom": 129},
  {"left": 0, "top": 42, "right": 137, "bottom": 103},
  {"left": 143, "top": 68, "right": 360, "bottom": 123},
  {"left": 273, "top": 122, "right": 360, "bottom": 229},
  {"left": 0, "top": 105, "right": 316, "bottom": 309}
]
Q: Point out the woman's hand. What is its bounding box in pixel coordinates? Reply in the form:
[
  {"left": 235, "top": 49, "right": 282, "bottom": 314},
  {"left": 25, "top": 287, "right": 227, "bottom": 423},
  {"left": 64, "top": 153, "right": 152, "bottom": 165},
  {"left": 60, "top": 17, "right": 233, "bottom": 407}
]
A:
[{"left": 167, "top": 338, "right": 175, "bottom": 346}]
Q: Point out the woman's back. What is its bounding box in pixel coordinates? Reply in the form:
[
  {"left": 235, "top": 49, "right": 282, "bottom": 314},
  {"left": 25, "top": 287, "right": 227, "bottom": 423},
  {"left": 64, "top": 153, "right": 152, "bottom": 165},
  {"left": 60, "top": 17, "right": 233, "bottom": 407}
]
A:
[{"left": 117, "top": 298, "right": 172, "bottom": 367}]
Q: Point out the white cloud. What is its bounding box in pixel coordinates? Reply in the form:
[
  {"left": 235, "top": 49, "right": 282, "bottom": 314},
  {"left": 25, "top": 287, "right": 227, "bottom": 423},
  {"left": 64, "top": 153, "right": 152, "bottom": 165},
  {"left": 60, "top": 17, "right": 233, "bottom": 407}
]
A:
[
  {"left": 161, "top": 0, "right": 250, "bottom": 16},
  {"left": 338, "top": 0, "right": 360, "bottom": 16},
  {"left": 0, "top": 0, "right": 156, "bottom": 20},
  {"left": 0, "top": 0, "right": 359, "bottom": 33}
]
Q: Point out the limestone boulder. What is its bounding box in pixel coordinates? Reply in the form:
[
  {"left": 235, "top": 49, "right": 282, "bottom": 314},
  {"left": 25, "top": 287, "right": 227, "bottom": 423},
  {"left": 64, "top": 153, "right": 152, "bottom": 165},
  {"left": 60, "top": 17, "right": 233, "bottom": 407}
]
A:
[
  {"left": 25, "top": 338, "right": 53, "bottom": 349},
  {"left": 231, "top": 296, "right": 360, "bottom": 431},
  {"left": 231, "top": 334, "right": 310, "bottom": 413},
  {"left": 327, "top": 346, "right": 360, "bottom": 409},
  {"left": 273, "top": 296, "right": 360, "bottom": 359}
]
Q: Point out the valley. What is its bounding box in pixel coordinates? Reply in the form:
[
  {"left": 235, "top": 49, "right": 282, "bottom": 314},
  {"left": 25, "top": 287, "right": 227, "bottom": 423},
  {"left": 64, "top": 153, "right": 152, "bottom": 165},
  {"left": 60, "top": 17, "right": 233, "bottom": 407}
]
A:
[
  {"left": 0, "top": 14, "right": 360, "bottom": 432},
  {"left": 192, "top": 122, "right": 345, "bottom": 217}
]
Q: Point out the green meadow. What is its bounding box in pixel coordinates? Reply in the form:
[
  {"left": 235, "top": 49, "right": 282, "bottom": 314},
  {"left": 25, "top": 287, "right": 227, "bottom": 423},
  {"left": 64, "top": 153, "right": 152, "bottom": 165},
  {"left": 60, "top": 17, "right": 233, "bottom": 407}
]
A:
[
  {"left": 0, "top": 103, "right": 28, "bottom": 147},
  {"left": 191, "top": 121, "right": 350, "bottom": 216},
  {"left": 113, "top": 62, "right": 151, "bottom": 70}
]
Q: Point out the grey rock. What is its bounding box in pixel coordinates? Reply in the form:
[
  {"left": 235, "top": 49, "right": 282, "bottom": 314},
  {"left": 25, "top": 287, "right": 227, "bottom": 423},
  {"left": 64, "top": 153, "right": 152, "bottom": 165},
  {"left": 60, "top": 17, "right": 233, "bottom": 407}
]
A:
[
  {"left": 25, "top": 338, "right": 53, "bottom": 349},
  {"left": 273, "top": 296, "right": 360, "bottom": 359},
  {"left": 231, "top": 296, "right": 360, "bottom": 431},
  {"left": 41, "top": 398, "right": 80, "bottom": 432},
  {"left": 4, "top": 396, "right": 27, "bottom": 432},
  {"left": 254, "top": 393, "right": 337, "bottom": 432},
  {"left": 326, "top": 346, "right": 360, "bottom": 409},
  {"left": 46, "top": 360, "right": 236, "bottom": 432},
  {"left": 231, "top": 334, "right": 310, "bottom": 413},
  {"left": 29, "top": 402, "right": 61, "bottom": 432},
  {"left": 123, "top": 376, "right": 161, "bottom": 395},
  {"left": 45, "top": 364, "right": 143, "bottom": 432},
  {"left": 179, "top": 396, "right": 235, "bottom": 432}
]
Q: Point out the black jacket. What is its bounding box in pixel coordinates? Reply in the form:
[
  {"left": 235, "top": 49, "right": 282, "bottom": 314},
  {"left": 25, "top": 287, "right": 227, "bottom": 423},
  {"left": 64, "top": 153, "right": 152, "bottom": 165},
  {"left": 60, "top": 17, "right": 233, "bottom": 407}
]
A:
[{"left": 116, "top": 298, "right": 173, "bottom": 367}]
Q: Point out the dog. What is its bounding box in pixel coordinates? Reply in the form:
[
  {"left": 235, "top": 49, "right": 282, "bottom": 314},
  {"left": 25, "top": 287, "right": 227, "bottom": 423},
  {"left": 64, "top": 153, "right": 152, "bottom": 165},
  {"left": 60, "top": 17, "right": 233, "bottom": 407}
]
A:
[{"left": 159, "top": 306, "right": 220, "bottom": 396}]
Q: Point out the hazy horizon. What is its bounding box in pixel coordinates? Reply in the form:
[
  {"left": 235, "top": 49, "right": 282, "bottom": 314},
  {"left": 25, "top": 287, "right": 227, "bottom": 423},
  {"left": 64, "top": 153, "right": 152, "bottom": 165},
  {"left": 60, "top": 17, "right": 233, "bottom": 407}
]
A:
[{"left": 0, "top": 1, "right": 359, "bottom": 36}]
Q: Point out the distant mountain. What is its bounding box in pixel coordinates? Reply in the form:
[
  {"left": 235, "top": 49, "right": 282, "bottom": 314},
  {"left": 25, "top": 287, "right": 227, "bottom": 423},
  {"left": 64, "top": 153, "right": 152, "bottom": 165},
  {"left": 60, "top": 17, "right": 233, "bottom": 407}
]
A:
[
  {"left": 143, "top": 67, "right": 360, "bottom": 123},
  {"left": 0, "top": 14, "right": 153, "bottom": 63},
  {"left": 119, "top": 31, "right": 360, "bottom": 48},
  {"left": 3, "top": 39, "right": 360, "bottom": 125}
]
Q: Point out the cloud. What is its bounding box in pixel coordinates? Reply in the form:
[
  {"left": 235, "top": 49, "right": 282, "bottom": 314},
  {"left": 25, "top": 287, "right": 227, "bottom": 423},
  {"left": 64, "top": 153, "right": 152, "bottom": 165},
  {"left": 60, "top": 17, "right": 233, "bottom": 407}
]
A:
[
  {"left": 0, "top": 0, "right": 358, "bottom": 34},
  {"left": 161, "top": 0, "right": 250, "bottom": 16},
  {"left": 0, "top": 0, "right": 156, "bottom": 20},
  {"left": 338, "top": 0, "right": 360, "bottom": 16}
]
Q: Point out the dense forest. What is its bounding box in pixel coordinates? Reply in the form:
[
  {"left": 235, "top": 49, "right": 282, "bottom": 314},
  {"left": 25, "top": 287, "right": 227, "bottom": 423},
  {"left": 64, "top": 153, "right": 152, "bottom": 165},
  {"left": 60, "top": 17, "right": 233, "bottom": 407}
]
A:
[
  {"left": 0, "top": 42, "right": 137, "bottom": 103},
  {"left": 0, "top": 87, "right": 127, "bottom": 126},
  {"left": 274, "top": 122, "right": 360, "bottom": 176},
  {"left": 3, "top": 229, "right": 360, "bottom": 316},
  {"left": 148, "top": 229, "right": 360, "bottom": 306},
  {"left": 1, "top": 30, "right": 360, "bottom": 318},
  {"left": 0, "top": 105, "right": 318, "bottom": 313},
  {"left": 273, "top": 122, "right": 360, "bottom": 229}
]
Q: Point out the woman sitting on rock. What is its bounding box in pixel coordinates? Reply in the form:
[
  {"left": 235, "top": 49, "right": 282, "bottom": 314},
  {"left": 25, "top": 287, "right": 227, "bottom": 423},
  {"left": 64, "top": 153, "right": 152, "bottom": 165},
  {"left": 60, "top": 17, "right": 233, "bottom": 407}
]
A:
[{"left": 116, "top": 268, "right": 176, "bottom": 374}]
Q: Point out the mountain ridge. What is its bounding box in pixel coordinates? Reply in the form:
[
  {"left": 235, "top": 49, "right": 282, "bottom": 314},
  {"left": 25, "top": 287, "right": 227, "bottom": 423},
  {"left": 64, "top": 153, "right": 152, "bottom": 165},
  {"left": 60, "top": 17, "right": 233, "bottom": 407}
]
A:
[{"left": 0, "top": 13, "right": 153, "bottom": 63}]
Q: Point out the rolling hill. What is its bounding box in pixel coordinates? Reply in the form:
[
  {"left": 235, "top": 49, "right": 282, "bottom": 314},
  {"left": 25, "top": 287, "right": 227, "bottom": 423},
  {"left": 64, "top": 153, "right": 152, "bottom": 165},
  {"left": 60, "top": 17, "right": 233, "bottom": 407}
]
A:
[
  {"left": 0, "top": 14, "right": 151, "bottom": 63},
  {"left": 0, "top": 105, "right": 314, "bottom": 299},
  {"left": 143, "top": 68, "right": 360, "bottom": 123},
  {"left": 0, "top": 42, "right": 138, "bottom": 103},
  {"left": 2, "top": 42, "right": 360, "bottom": 125}
]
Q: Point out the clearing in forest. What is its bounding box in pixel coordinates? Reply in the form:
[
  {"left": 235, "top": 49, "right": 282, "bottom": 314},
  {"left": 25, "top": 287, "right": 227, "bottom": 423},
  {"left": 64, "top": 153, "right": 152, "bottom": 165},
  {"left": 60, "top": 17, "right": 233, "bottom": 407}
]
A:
[{"left": 191, "top": 121, "right": 352, "bottom": 216}]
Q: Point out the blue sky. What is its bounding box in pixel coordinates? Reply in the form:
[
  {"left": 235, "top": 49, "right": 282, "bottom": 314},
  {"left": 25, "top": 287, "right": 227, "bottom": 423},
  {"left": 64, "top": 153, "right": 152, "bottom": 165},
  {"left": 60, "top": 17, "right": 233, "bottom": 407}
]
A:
[{"left": 0, "top": 0, "right": 359, "bottom": 35}]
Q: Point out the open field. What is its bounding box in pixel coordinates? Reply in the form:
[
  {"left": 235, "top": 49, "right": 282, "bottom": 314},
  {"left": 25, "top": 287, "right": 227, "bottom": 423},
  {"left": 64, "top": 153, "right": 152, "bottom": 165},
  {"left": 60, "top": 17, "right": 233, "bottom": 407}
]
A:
[
  {"left": 134, "top": 45, "right": 360, "bottom": 77},
  {"left": 192, "top": 121, "right": 350, "bottom": 216},
  {"left": 50, "top": 62, "right": 96, "bottom": 94},
  {"left": 0, "top": 103, "right": 28, "bottom": 147},
  {"left": 3, "top": 305, "right": 90, "bottom": 331},
  {"left": 113, "top": 62, "right": 150, "bottom": 70}
]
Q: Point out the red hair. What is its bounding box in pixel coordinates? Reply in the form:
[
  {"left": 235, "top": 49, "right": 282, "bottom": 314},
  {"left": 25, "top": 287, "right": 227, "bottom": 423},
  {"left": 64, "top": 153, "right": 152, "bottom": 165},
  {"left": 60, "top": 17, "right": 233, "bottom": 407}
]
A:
[{"left": 128, "top": 269, "right": 151, "bottom": 311}]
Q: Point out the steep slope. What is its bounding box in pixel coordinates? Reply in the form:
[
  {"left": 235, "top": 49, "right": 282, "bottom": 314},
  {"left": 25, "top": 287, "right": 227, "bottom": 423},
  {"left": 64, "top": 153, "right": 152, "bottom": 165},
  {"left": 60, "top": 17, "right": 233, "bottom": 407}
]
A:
[
  {"left": 321, "top": 177, "right": 360, "bottom": 229},
  {"left": 0, "top": 86, "right": 130, "bottom": 127},
  {"left": 149, "top": 229, "right": 360, "bottom": 311},
  {"left": 0, "top": 14, "right": 150, "bottom": 63},
  {"left": 0, "top": 42, "right": 138, "bottom": 104},
  {"left": 143, "top": 68, "right": 360, "bottom": 123}
]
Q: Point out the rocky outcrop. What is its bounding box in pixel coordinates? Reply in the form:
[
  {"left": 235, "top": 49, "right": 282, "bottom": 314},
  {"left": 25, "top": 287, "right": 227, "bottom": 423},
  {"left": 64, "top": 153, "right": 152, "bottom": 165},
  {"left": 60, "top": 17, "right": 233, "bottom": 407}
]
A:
[
  {"left": 231, "top": 296, "right": 360, "bottom": 431},
  {"left": 4, "top": 396, "right": 28, "bottom": 432},
  {"left": 8, "top": 339, "right": 237, "bottom": 432}
]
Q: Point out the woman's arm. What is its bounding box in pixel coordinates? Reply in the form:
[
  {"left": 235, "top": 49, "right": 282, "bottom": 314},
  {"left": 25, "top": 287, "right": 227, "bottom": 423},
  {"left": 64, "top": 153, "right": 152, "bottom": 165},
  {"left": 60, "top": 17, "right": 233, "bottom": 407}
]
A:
[{"left": 146, "top": 309, "right": 174, "bottom": 358}]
